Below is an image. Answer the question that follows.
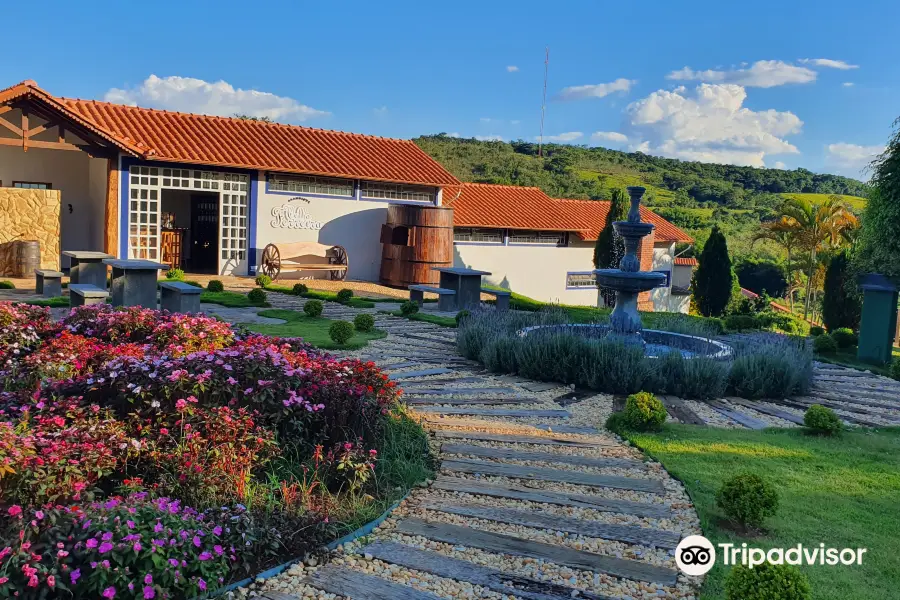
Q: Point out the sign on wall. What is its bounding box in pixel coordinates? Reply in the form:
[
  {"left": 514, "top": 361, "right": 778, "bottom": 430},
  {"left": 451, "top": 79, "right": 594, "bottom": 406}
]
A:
[{"left": 270, "top": 198, "right": 324, "bottom": 230}]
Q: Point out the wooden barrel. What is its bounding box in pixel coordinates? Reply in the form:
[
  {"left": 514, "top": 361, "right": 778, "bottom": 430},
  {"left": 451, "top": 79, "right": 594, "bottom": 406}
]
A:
[
  {"left": 12, "top": 240, "right": 41, "bottom": 278},
  {"left": 380, "top": 205, "right": 453, "bottom": 287}
]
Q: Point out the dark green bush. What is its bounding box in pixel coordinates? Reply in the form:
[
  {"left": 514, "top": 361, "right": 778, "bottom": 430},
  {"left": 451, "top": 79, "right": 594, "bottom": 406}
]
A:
[
  {"left": 813, "top": 334, "right": 838, "bottom": 354},
  {"left": 329, "top": 320, "right": 355, "bottom": 345},
  {"left": 336, "top": 288, "right": 354, "bottom": 302},
  {"left": 651, "top": 351, "right": 728, "bottom": 400},
  {"left": 716, "top": 472, "right": 779, "bottom": 528},
  {"left": 804, "top": 404, "right": 842, "bottom": 435},
  {"left": 165, "top": 268, "right": 185, "bottom": 280},
  {"left": 455, "top": 309, "right": 471, "bottom": 326},
  {"left": 0, "top": 280, "right": 14, "bottom": 290},
  {"left": 892, "top": 357, "right": 900, "bottom": 381},
  {"left": 183, "top": 280, "right": 203, "bottom": 288},
  {"left": 604, "top": 411, "right": 629, "bottom": 435},
  {"left": 303, "top": 299, "right": 323, "bottom": 317},
  {"left": 353, "top": 313, "right": 375, "bottom": 332},
  {"left": 728, "top": 336, "right": 813, "bottom": 399},
  {"left": 809, "top": 326, "right": 825, "bottom": 337},
  {"left": 621, "top": 392, "right": 667, "bottom": 432},
  {"left": 206, "top": 280, "right": 224, "bottom": 292},
  {"left": 724, "top": 563, "right": 811, "bottom": 600},
  {"left": 400, "top": 301, "right": 419, "bottom": 316},
  {"left": 255, "top": 274, "right": 272, "bottom": 288},
  {"left": 725, "top": 314, "right": 760, "bottom": 331},
  {"left": 247, "top": 288, "right": 267, "bottom": 305},
  {"left": 831, "top": 327, "right": 857, "bottom": 348},
  {"left": 292, "top": 283, "right": 309, "bottom": 295}
]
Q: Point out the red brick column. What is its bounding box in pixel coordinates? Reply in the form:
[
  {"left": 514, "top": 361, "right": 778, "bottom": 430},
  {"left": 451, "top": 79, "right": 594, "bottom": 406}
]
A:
[{"left": 637, "top": 229, "right": 656, "bottom": 311}]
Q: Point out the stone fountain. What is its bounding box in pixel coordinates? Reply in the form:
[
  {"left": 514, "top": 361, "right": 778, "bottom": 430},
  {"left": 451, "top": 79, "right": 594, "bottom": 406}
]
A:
[{"left": 594, "top": 186, "right": 666, "bottom": 336}]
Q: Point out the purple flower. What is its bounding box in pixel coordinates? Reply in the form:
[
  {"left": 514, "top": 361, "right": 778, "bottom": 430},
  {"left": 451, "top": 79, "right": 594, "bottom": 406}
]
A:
[
  {"left": 143, "top": 586, "right": 155, "bottom": 599},
  {"left": 168, "top": 559, "right": 179, "bottom": 567},
  {"left": 198, "top": 579, "right": 207, "bottom": 591},
  {"left": 144, "top": 574, "right": 153, "bottom": 585},
  {"left": 102, "top": 587, "right": 116, "bottom": 599},
  {"left": 133, "top": 542, "right": 142, "bottom": 552},
  {"left": 99, "top": 542, "right": 114, "bottom": 554},
  {"left": 213, "top": 545, "right": 223, "bottom": 555},
  {"left": 154, "top": 522, "right": 163, "bottom": 533},
  {"left": 86, "top": 538, "right": 98, "bottom": 549},
  {"left": 70, "top": 569, "right": 81, "bottom": 585},
  {"left": 127, "top": 520, "right": 136, "bottom": 529},
  {"left": 198, "top": 552, "right": 212, "bottom": 561},
  {"left": 212, "top": 526, "right": 222, "bottom": 536},
  {"left": 192, "top": 536, "right": 201, "bottom": 547}
]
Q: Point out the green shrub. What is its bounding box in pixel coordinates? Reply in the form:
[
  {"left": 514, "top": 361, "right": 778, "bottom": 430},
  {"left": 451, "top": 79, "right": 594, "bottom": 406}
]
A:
[
  {"left": 728, "top": 335, "right": 813, "bottom": 399},
  {"left": 292, "top": 283, "right": 309, "bottom": 295},
  {"left": 183, "top": 280, "right": 203, "bottom": 288},
  {"left": 804, "top": 404, "right": 842, "bottom": 435},
  {"left": 892, "top": 357, "right": 900, "bottom": 381},
  {"left": 725, "top": 314, "right": 760, "bottom": 331},
  {"left": 604, "top": 411, "right": 629, "bottom": 435},
  {"left": 621, "top": 392, "right": 667, "bottom": 432},
  {"left": 303, "top": 299, "right": 323, "bottom": 317},
  {"left": 651, "top": 351, "right": 728, "bottom": 400},
  {"left": 255, "top": 274, "right": 272, "bottom": 288},
  {"left": 813, "top": 333, "right": 838, "bottom": 354},
  {"left": 206, "top": 279, "right": 224, "bottom": 292},
  {"left": 724, "top": 563, "right": 811, "bottom": 600},
  {"left": 716, "top": 472, "right": 779, "bottom": 528},
  {"left": 455, "top": 309, "right": 471, "bottom": 326},
  {"left": 165, "top": 268, "right": 185, "bottom": 280},
  {"left": 247, "top": 288, "right": 267, "bottom": 305},
  {"left": 353, "top": 313, "right": 375, "bottom": 332},
  {"left": 336, "top": 288, "right": 354, "bottom": 302},
  {"left": 0, "top": 280, "right": 14, "bottom": 290},
  {"left": 400, "top": 300, "right": 419, "bottom": 316},
  {"left": 329, "top": 320, "right": 355, "bottom": 345},
  {"left": 809, "top": 325, "right": 825, "bottom": 337},
  {"left": 831, "top": 327, "right": 857, "bottom": 348}
]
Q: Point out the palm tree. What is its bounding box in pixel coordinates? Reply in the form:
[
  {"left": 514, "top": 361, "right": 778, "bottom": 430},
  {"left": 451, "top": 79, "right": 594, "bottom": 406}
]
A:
[
  {"left": 753, "top": 217, "right": 801, "bottom": 311},
  {"left": 774, "top": 196, "right": 859, "bottom": 319}
]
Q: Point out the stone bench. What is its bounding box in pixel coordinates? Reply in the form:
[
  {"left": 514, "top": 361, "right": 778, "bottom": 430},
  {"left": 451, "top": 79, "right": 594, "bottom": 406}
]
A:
[
  {"left": 159, "top": 281, "right": 202, "bottom": 313},
  {"left": 35, "top": 269, "right": 64, "bottom": 298},
  {"left": 69, "top": 284, "right": 109, "bottom": 307},
  {"left": 481, "top": 287, "right": 511, "bottom": 311},
  {"left": 409, "top": 284, "right": 457, "bottom": 312}
]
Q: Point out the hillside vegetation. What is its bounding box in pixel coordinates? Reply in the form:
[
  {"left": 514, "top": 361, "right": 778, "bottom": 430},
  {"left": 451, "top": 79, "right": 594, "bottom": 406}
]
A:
[{"left": 415, "top": 134, "right": 869, "bottom": 257}]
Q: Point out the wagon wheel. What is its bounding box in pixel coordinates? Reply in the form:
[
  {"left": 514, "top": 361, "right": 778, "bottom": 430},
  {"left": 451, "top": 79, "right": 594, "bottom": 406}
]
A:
[
  {"left": 329, "top": 245, "right": 348, "bottom": 281},
  {"left": 260, "top": 244, "right": 281, "bottom": 281}
]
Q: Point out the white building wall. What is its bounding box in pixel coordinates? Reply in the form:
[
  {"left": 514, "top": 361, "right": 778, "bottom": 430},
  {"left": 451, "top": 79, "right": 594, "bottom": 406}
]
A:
[
  {"left": 0, "top": 146, "right": 107, "bottom": 267},
  {"left": 252, "top": 173, "right": 389, "bottom": 282}
]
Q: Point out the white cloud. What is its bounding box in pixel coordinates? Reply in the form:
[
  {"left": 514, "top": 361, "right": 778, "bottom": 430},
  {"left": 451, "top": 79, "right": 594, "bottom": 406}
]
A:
[
  {"left": 591, "top": 131, "right": 629, "bottom": 144},
  {"left": 447, "top": 132, "right": 461, "bottom": 138},
  {"left": 475, "top": 134, "right": 504, "bottom": 142},
  {"left": 800, "top": 58, "right": 859, "bottom": 70},
  {"left": 825, "top": 142, "right": 884, "bottom": 176},
  {"left": 480, "top": 117, "right": 493, "bottom": 123},
  {"left": 773, "top": 161, "right": 787, "bottom": 169},
  {"left": 105, "top": 74, "right": 329, "bottom": 122},
  {"left": 667, "top": 60, "right": 817, "bottom": 88},
  {"left": 538, "top": 131, "right": 583, "bottom": 143},
  {"left": 623, "top": 83, "right": 803, "bottom": 167},
  {"left": 506, "top": 65, "right": 519, "bottom": 73},
  {"left": 842, "top": 82, "right": 855, "bottom": 87},
  {"left": 372, "top": 106, "right": 388, "bottom": 116},
  {"left": 556, "top": 78, "right": 635, "bottom": 101},
  {"left": 511, "top": 120, "right": 521, "bottom": 125}
]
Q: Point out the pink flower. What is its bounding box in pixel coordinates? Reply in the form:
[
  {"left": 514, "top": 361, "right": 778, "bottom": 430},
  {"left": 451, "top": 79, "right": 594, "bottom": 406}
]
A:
[
  {"left": 86, "top": 538, "right": 98, "bottom": 549},
  {"left": 0, "top": 577, "right": 7, "bottom": 584},
  {"left": 144, "top": 574, "right": 153, "bottom": 585},
  {"left": 175, "top": 399, "right": 187, "bottom": 411},
  {"left": 133, "top": 542, "right": 142, "bottom": 552},
  {"left": 57, "top": 550, "right": 69, "bottom": 558},
  {"left": 102, "top": 586, "right": 116, "bottom": 598},
  {"left": 28, "top": 575, "right": 39, "bottom": 588},
  {"left": 159, "top": 428, "right": 169, "bottom": 435},
  {"left": 143, "top": 586, "right": 155, "bottom": 599},
  {"left": 47, "top": 575, "right": 55, "bottom": 588},
  {"left": 7, "top": 505, "right": 21, "bottom": 517},
  {"left": 34, "top": 510, "right": 44, "bottom": 519}
]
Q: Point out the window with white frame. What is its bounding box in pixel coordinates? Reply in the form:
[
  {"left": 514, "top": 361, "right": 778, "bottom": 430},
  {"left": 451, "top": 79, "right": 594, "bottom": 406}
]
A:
[
  {"left": 13, "top": 181, "right": 51, "bottom": 189},
  {"left": 508, "top": 230, "right": 565, "bottom": 245},
  {"left": 220, "top": 180, "right": 249, "bottom": 262},
  {"left": 453, "top": 228, "right": 504, "bottom": 243},
  {"left": 128, "top": 166, "right": 160, "bottom": 260},
  {"left": 566, "top": 272, "right": 596, "bottom": 288},
  {"left": 268, "top": 174, "right": 353, "bottom": 196},
  {"left": 361, "top": 181, "right": 434, "bottom": 202}
]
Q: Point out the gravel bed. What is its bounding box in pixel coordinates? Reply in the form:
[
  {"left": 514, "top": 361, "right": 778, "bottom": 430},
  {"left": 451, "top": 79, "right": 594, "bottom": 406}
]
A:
[
  {"left": 565, "top": 394, "right": 615, "bottom": 428},
  {"left": 721, "top": 400, "right": 797, "bottom": 428},
  {"left": 682, "top": 399, "right": 741, "bottom": 428},
  {"left": 439, "top": 436, "right": 643, "bottom": 460},
  {"left": 442, "top": 454, "right": 664, "bottom": 481}
]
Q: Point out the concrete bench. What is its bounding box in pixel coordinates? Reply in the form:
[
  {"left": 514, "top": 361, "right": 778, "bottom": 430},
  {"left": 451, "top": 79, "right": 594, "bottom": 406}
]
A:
[
  {"left": 69, "top": 284, "right": 109, "bottom": 307},
  {"left": 409, "top": 284, "right": 457, "bottom": 312},
  {"left": 481, "top": 287, "right": 511, "bottom": 311},
  {"left": 159, "top": 281, "right": 202, "bottom": 313},
  {"left": 35, "top": 269, "right": 64, "bottom": 298}
]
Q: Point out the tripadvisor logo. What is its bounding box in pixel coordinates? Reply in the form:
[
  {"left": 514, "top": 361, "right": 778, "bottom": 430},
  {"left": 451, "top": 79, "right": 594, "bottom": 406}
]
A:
[{"left": 675, "top": 536, "right": 868, "bottom": 575}]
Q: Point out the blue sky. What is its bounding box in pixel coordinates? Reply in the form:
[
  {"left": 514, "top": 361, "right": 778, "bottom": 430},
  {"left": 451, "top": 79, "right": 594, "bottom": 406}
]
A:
[{"left": 4, "top": 0, "right": 898, "bottom": 180}]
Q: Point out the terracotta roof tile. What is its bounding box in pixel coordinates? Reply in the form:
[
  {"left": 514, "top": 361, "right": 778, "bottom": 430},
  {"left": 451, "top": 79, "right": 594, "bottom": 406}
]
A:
[
  {"left": 673, "top": 257, "right": 698, "bottom": 266},
  {"left": 444, "top": 183, "right": 693, "bottom": 243}
]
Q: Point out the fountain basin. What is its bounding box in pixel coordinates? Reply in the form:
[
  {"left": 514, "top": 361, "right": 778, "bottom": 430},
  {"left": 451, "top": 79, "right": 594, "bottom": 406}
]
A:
[
  {"left": 517, "top": 323, "right": 733, "bottom": 360},
  {"left": 594, "top": 269, "right": 666, "bottom": 294}
]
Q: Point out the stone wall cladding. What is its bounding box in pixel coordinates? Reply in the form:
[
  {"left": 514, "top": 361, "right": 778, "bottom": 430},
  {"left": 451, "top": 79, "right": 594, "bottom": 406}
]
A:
[{"left": 0, "top": 188, "right": 61, "bottom": 274}]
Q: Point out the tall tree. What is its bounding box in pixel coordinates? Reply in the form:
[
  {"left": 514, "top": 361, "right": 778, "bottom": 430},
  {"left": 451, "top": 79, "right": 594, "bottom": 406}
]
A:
[
  {"left": 593, "top": 188, "right": 629, "bottom": 306},
  {"left": 857, "top": 119, "right": 900, "bottom": 278},
  {"left": 753, "top": 217, "right": 800, "bottom": 311},
  {"left": 692, "top": 225, "right": 735, "bottom": 317},
  {"left": 822, "top": 249, "right": 862, "bottom": 331}
]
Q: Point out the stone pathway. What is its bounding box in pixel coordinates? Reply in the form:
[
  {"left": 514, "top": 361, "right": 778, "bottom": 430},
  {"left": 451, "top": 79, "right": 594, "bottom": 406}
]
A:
[{"left": 235, "top": 294, "right": 704, "bottom": 600}]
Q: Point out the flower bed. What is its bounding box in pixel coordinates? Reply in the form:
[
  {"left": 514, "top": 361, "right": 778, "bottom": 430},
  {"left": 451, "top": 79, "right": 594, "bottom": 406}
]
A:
[{"left": 0, "top": 303, "right": 407, "bottom": 599}]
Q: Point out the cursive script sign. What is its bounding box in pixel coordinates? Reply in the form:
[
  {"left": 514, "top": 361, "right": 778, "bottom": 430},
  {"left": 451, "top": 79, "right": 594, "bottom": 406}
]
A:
[{"left": 271, "top": 202, "right": 324, "bottom": 230}]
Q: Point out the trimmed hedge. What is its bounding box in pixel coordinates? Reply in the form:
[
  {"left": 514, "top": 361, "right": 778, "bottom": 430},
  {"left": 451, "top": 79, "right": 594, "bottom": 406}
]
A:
[
  {"left": 247, "top": 288, "right": 267, "bottom": 305},
  {"left": 804, "top": 404, "right": 842, "bottom": 435},
  {"left": 255, "top": 274, "right": 272, "bottom": 288},
  {"left": 813, "top": 334, "right": 838, "bottom": 354},
  {"left": 206, "top": 280, "right": 224, "bottom": 292},
  {"left": 353, "top": 313, "right": 375, "bottom": 332},
  {"left": 303, "top": 299, "right": 323, "bottom": 317},
  {"left": 831, "top": 327, "right": 858, "bottom": 348},
  {"left": 725, "top": 563, "right": 811, "bottom": 600},
  {"left": 400, "top": 301, "right": 419, "bottom": 316},
  {"left": 329, "top": 320, "right": 355, "bottom": 345},
  {"left": 716, "top": 472, "right": 779, "bottom": 528}
]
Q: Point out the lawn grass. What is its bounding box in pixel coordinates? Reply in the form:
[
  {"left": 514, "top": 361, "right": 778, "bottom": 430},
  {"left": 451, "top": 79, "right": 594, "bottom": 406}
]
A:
[
  {"left": 244, "top": 308, "right": 386, "bottom": 349},
  {"left": 18, "top": 296, "right": 70, "bottom": 308},
  {"left": 386, "top": 310, "right": 457, "bottom": 328},
  {"left": 624, "top": 425, "right": 900, "bottom": 600},
  {"left": 265, "top": 284, "right": 377, "bottom": 308},
  {"left": 782, "top": 193, "right": 868, "bottom": 213},
  {"left": 200, "top": 290, "right": 270, "bottom": 308}
]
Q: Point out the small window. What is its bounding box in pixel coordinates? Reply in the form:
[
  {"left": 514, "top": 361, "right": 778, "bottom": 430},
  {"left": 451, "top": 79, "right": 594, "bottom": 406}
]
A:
[
  {"left": 269, "top": 174, "right": 354, "bottom": 196},
  {"left": 652, "top": 269, "right": 672, "bottom": 287},
  {"left": 391, "top": 225, "right": 411, "bottom": 245},
  {"left": 13, "top": 181, "right": 51, "bottom": 190},
  {"left": 508, "top": 230, "right": 565, "bottom": 245},
  {"left": 361, "top": 181, "right": 434, "bottom": 203},
  {"left": 454, "top": 228, "right": 504, "bottom": 243},
  {"left": 566, "top": 272, "right": 596, "bottom": 289}
]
